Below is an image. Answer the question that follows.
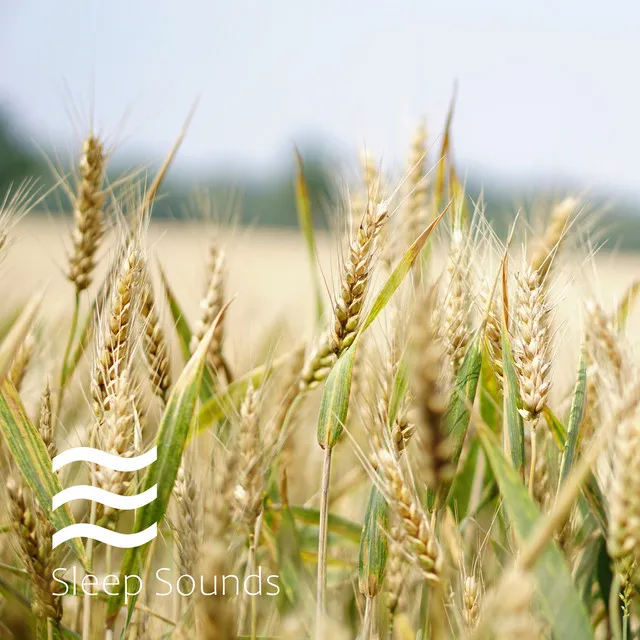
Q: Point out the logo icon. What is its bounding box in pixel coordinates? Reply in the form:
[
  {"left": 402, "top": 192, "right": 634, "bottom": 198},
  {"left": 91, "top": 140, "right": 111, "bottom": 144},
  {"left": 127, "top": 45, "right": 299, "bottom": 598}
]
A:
[{"left": 51, "top": 446, "right": 158, "bottom": 549}]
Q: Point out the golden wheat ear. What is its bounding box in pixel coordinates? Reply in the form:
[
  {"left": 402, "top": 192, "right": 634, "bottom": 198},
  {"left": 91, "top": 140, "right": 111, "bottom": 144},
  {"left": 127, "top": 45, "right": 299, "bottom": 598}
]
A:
[
  {"left": 67, "top": 133, "right": 107, "bottom": 293},
  {"left": 140, "top": 275, "right": 172, "bottom": 405}
]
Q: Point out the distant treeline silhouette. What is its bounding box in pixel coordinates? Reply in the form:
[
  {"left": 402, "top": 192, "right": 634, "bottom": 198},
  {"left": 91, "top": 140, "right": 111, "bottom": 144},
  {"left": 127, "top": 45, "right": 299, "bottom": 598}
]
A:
[{"left": 0, "top": 107, "right": 638, "bottom": 250}]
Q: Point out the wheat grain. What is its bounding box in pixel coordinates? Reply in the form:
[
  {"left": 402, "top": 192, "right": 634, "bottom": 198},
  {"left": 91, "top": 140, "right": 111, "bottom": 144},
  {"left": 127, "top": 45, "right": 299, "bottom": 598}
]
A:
[
  {"left": 385, "top": 525, "right": 405, "bottom": 618},
  {"left": 462, "top": 575, "right": 481, "bottom": 630}
]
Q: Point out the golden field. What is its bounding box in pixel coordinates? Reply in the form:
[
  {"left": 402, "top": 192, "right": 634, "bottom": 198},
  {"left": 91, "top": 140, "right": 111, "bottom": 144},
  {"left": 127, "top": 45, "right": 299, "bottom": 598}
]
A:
[{"left": 4, "top": 217, "right": 639, "bottom": 370}]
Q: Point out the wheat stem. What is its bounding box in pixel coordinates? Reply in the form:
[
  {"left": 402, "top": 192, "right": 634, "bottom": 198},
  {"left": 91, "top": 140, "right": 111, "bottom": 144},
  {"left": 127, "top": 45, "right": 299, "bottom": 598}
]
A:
[
  {"left": 316, "top": 446, "right": 333, "bottom": 638},
  {"left": 57, "top": 291, "right": 80, "bottom": 413}
]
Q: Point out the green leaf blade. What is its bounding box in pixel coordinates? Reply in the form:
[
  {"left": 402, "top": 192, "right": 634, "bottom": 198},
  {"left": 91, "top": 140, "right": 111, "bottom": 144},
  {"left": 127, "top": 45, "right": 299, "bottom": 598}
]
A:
[
  {"left": 558, "top": 348, "right": 587, "bottom": 488},
  {"left": 316, "top": 346, "right": 355, "bottom": 449},
  {"left": 477, "top": 422, "right": 593, "bottom": 639},
  {"left": 294, "top": 150, "right": 324, "bottom": 326},
  {"left": 500, "top": 317, "right": 525, "bottom": 477},
  {"left": 0, "top": 378, "right": 87, "bottom": 568},
  {"left": 358, "top": 484, "right": 389, "bottom": 597}
]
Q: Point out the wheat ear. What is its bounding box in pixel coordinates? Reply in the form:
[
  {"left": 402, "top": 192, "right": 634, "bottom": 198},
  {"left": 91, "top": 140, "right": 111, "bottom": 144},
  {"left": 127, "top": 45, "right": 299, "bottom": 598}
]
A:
[
  {"left": 512, "top": 260, "right": 552, "bottom": 494},
  {"left": 6, "top": 477, "right": 63, "bottom": 623},
  {"left": 470, "top": 568, "right": 541, "bottom": 640},
  {"left": 529, "top": 196, "right": 578, "bottom": 279},
  {"left": 585, "top": 301, "right": 624, "bottom": 391},
  {"left": 300, "top": 200, "right": 388, "bottom": 390},
  {"left": 607, "top": 401, "right": 640, "bottom": 587},
  {"left": 140, "top": 278, "right": 172, "bottom": 404},
  {"left": 190, "top": 244, "right": 229, "bottom": 381},
  {"left": 512, "top": 261, "right": 552, "bottom": 425},
  {"left": 6, "top": 387, "right": 61, "bottom": 623},
  {"left": 92, "top": 246, "right": 143, "bottom": 421},
  {"left": 94, "top": 369, "right": 136, "bottom": 527},
  {"left": 198, "top": 450, "right": 239, "bottom": 639},
  {"left": 67, "top": 134, "right": 107, "bottom": 292},
  {"left": 174, "top": 461, "right": 200, "bottom": 577},
  {"left": 377, "top": 450, "right": 442, "bottom": 583},
  {"left": 385, "top": 525, "right": 405, "bottom": 620},
  {"left": 479, "top": 282, "right": 503, "bottom": 381},
  {"left": 404, "top": 120, "right": 429, "bottom": 248},
  {"left": 443, "top": 227, "right": 471, "bottom": 374},
  {"left": 412, "top": 293, "right": 451, "bottom": 492},
  {"left": 462, "top": 575, "right": 481, "bottom": 630},
  {"left": 233, "top": 382, "right": 264, "bottom": 533},
  {"left": 8, "top": 333, "right": 35, "bottom": 392}
]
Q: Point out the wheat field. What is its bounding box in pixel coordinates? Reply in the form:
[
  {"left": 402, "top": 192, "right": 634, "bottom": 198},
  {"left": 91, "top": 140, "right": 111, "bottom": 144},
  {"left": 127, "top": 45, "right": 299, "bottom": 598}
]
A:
[{"left": 0, "top": 126, "right": 639, "bottom": 640}]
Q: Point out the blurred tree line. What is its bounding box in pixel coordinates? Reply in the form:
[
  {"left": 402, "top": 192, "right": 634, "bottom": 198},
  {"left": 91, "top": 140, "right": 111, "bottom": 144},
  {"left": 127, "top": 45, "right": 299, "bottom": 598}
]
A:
[{"left": 0, "top": 107, "right": 639, "bottom": 249}]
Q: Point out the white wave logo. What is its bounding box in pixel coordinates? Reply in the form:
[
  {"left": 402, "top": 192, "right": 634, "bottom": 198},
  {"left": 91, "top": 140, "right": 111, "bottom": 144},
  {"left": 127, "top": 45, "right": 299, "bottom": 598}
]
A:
[{"left": 51, "top": 447, "right": 158, "bottom": 549}]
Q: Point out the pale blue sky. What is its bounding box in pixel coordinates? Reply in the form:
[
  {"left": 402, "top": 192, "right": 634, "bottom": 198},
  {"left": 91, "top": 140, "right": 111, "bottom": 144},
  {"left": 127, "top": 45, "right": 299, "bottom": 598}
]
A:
[{"left": 1, "top": 1, "right": 639, "bottom": 196}]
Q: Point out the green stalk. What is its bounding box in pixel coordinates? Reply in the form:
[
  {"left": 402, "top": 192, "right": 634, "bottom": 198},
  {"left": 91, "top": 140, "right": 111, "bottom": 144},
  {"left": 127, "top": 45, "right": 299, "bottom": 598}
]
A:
[
  {"left": 528, "top": 425, "right": 538, "bottom": 497},
  {"left": 82, "top": 444, "right": 98, "bottom": 640},
  {"left": 251, "top": 513, "right": 263, "bottom": 640},
  {"left": 57, "top": 291, "right": 80, "bottom": 413},
  {"left": 81, "top": 497, "right": 97, "bottom": 640},
  {"left": 315, "top": 446, "right": 333, "bottom": 639}
]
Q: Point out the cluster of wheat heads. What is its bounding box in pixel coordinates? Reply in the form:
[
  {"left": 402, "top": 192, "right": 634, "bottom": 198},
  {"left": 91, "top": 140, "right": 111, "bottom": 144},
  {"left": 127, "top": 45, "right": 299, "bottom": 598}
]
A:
[{"left": 0, "top": 117, "right": 639, "bottom": 640}]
